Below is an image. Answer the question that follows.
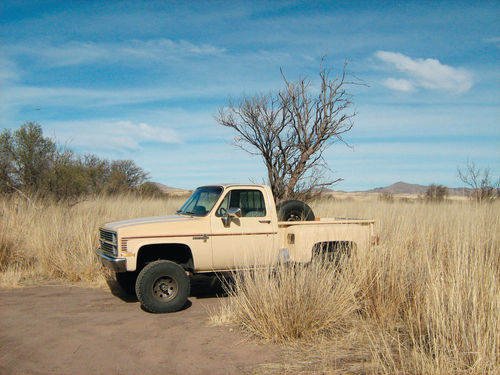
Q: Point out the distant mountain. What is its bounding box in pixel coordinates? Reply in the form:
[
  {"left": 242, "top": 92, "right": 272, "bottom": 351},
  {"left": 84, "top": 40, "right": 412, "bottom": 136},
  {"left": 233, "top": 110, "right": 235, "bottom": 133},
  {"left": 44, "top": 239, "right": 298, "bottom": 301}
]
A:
[
  {"left": 152, "top": 181, "right": 471, "bottom": 196},
  {"left": 367, "top": 181, "right": 428, "bottom": 194},
  {"left": 152, "top": 182, "right": 185, "bottom": 192},
  {"left": 364, "top": 181, "right": 471, "bottom": 196}
]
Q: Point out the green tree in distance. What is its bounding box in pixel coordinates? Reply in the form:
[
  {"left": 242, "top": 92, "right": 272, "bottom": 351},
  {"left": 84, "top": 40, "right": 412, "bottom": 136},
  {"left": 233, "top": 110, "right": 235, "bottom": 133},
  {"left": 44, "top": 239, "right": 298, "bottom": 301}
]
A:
[{"left": 0, "top": 122, "right": 158, "bottom": 200}]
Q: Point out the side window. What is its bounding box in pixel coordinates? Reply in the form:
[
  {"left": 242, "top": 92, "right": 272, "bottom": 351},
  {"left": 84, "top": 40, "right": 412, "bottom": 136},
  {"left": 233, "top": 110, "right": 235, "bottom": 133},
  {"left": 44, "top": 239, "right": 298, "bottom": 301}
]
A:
[
  {"left": 239, "top": 190, "right": 266, "bottom": 217},
  {"left": 215, "top": 193, "right": 230, "bottom": 217},
  {"left": 216, "top": 189, "right": 267, "bottom": 217}
]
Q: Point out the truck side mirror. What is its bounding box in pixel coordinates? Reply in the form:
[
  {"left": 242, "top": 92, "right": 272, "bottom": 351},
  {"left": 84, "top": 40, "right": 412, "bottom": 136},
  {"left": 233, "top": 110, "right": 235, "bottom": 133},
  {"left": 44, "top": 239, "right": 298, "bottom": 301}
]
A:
[
  {"left": 222, "top": 207, "right": 241, "bottom": 227},
  {"left": 228, "top": 207, "right": 242, "bottom": 218}
]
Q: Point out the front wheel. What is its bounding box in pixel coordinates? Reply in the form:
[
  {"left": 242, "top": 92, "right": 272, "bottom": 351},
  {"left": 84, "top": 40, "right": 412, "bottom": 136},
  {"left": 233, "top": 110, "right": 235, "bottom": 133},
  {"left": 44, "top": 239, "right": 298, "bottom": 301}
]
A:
[{"left": 135, "top": 260, "right": 190, "bottom": 313}]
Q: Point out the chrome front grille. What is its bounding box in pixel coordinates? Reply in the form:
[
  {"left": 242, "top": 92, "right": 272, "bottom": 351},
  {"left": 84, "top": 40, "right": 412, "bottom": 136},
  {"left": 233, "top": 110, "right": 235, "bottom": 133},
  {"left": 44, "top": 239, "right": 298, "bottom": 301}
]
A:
[
  {"left": 99, "top": 229, "right": 117, "bottom": 256},
  {"left": 99, "top": 229, "right": 114, "bottom": 242},
  {"left": 101, "top": 241, "right": 116, "bottom": 254}
]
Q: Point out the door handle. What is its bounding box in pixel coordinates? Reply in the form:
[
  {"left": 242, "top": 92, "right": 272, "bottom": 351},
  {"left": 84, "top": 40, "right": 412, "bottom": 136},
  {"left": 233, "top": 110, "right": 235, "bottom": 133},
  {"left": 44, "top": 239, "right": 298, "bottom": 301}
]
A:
[
  {"left": 259, "top": 220, "right": 271, "bottom": 224},
  {"left": 193, "top": 234, "right": 209, "bottom": 240}
]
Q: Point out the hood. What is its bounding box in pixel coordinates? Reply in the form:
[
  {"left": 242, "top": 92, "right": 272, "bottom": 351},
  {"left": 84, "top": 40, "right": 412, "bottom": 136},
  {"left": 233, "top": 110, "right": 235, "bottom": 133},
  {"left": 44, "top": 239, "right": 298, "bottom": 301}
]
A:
[
  {"left": 101, "top": 214, "right": 208, "bottom": 238},
  {"left": 103, "top": 214, "right": 195, "bottom": 230}
]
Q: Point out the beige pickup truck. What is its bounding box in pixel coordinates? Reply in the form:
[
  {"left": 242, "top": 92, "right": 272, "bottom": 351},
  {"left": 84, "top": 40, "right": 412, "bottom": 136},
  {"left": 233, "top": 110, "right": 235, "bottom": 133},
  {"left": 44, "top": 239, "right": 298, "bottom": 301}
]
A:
[{"left": 97, "top": 184, "right": 376, "bottom": 313}]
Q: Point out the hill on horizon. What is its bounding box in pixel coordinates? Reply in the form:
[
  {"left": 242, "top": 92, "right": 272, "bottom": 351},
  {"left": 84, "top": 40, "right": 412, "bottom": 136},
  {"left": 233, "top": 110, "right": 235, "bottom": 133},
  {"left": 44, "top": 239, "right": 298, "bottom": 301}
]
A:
[
  {"left": 152, "top": 182, "right": 186, "bottom": 192},
  {"left": 363, "top": 181, "right": 471, "bottom": 196},
  {"left": 152, "top": 181, "right": 472, "bottom": 196}
]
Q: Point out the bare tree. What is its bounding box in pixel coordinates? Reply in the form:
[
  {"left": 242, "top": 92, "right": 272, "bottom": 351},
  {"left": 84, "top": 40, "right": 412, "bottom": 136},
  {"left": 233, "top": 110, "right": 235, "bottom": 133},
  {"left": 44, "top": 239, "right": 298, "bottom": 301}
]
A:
[
  {"left": 458, "top": 160, "right": 499, "bottom": 203},
  {"left": 216, "top": 59, "right": 362, "bottom": 201}
]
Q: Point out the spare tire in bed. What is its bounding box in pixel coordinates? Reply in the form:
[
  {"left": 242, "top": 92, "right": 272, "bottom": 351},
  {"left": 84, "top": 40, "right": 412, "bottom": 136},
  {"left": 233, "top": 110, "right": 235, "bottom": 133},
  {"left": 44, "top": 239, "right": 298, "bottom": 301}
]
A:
[{"left": 276, "top": 200, "right": 315, "bottom": 221}]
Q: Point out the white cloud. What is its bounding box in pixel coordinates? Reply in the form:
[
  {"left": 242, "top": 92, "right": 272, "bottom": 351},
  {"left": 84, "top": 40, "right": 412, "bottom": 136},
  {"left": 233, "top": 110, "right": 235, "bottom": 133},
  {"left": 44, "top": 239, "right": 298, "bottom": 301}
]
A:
[
  {"left": 335, "top": 141, "right": 500, "bottom": 159},
  {"left": 1, "top": 83, "right": 232, "bottom": 109},
  {"left": 352, "top": 103, "right": 500, "bottom": 139},
  {"left": 8, "top": 39, "right": 226, "bottom": 67},
  {"left": 485, "top": 37, "right": 500, "bottom": 48},
  {"left": 0, "top": 57, "right": 20, "bottom": 83},
  {"left": 375, "top": 51, "right": 473, "bottom": 93},
  {"left": 49, "top": 120, "right": 180, "bottom": 152},
  {"left": 382, "top": 78, "right": 414, "bottom": 92}
]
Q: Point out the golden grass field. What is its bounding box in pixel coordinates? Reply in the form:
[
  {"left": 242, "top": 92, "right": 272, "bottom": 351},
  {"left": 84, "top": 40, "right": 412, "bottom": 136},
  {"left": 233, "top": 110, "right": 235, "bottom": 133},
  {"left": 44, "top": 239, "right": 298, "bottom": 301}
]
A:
[{"left": 0, "top": 193, "right": 498, "bottom": 374}]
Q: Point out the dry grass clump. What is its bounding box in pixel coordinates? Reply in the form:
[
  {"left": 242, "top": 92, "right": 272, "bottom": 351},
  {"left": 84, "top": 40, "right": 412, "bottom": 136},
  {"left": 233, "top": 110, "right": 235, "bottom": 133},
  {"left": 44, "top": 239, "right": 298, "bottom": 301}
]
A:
[
  {"left": 215, "top": 256, "right": 361, "bottom": 343},
  {"left": 0, "top": 195, "right": 183, "bottom": 286},
  {"left": 212, "top": 198, "right": 500, "bottom": 374}
]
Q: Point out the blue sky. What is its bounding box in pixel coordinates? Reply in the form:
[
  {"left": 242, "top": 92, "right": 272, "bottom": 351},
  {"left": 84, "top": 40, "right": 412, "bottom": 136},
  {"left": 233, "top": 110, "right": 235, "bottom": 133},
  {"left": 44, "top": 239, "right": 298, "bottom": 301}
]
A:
[{"left": 1, "top": 0, "right": 499, "bottom": 190}]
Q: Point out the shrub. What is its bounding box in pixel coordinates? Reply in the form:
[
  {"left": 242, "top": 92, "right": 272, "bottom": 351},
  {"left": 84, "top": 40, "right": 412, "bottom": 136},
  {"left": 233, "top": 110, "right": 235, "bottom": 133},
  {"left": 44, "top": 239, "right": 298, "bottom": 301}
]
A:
[
  {"left": 217, "top": 256, "right": 360, "bottom": 343},
  {"left": 378, "top": 192, "right": 394, "bottom": 202},
  {"left": 425, "top": 184, "right": 448, "bottom": 202}
]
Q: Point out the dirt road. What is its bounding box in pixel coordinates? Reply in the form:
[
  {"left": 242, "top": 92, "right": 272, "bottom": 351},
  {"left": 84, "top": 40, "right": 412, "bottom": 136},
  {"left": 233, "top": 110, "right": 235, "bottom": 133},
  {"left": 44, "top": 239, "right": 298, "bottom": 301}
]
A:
[{"left": 0, "top": 278, "right": 280, "bottom": 375}]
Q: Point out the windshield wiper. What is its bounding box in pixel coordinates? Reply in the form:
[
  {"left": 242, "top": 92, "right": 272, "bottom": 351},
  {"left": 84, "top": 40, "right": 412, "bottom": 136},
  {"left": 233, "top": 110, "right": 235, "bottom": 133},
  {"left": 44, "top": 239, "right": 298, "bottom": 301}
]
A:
[{"left": 177, "top": 210, "right": 195, "bottom": 216}]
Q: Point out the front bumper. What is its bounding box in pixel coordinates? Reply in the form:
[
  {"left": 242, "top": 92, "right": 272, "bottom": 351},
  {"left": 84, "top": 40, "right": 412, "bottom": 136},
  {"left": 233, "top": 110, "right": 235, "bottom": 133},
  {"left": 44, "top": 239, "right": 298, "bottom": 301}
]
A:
[{"left": 97, "top": 250, "right": 127, "bottom": 273}]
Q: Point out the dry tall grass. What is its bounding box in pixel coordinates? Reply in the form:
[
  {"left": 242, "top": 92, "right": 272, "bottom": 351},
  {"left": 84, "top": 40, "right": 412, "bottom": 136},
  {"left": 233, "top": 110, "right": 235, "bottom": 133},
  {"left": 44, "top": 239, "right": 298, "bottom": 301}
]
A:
[
  {"left": 1, "top": 194, "right": 498, "bottom": 373},
  {"left": 0, "top": 195, "right": 184, "bottom": 287},
  {"left": 216, "top": 256, "right": 362, "bottom": 343},
  {"left": 212, "top": 198, "right": 500, "bottom": 374}
]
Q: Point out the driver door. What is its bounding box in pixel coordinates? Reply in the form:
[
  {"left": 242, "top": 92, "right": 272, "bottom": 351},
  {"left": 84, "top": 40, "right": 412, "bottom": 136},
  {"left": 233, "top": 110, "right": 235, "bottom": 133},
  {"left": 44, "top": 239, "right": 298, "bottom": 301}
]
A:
[{"left": 211, "top": 187, "right": 277, "bottom": 269}]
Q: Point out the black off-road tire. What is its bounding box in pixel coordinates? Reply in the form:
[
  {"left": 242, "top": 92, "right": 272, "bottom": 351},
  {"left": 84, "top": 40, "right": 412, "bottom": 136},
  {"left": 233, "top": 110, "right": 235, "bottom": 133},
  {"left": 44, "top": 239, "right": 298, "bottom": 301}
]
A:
[
  {"left": 115, "top": 271, "right": 138, "bottom": 296},
  {"left": 135, "top": 260, "right": 190, "bottom": 313},
  {"left": 277, "top": 200, "right": 315, "bottom": 221}
]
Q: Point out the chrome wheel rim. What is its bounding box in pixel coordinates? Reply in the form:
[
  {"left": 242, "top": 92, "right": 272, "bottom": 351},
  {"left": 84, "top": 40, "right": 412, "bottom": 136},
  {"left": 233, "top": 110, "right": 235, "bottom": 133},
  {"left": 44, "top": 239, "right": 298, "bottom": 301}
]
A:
[{"left": 152, "top": 276, "right": 178, "bottom": 301}]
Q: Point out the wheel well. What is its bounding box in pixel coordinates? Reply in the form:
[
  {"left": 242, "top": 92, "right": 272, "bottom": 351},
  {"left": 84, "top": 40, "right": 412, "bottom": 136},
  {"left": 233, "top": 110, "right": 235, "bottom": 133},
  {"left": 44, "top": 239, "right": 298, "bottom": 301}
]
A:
[
  {"left": 136, "top": 243, "right": 194, "bottom": 272},
  {"left": 312, "top": 241, "right": 357, "bottom": 262}
]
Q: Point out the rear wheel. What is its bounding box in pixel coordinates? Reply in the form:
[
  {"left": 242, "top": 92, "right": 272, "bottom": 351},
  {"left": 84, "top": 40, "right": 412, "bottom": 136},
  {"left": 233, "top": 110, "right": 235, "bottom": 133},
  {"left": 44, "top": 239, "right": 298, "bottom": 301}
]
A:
[
  {"left": 277, "top": 200, "right": 315, "bottom": 221},
  {"left": 136, "top": 260, "right": 190, "bottom": 313}
]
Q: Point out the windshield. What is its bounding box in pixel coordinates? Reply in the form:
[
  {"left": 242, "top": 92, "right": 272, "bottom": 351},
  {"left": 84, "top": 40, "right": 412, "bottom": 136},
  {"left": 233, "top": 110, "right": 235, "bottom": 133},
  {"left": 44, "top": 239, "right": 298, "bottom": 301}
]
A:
[{"left": 177, "top": 186, "right": 223, "bottom": 216}]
